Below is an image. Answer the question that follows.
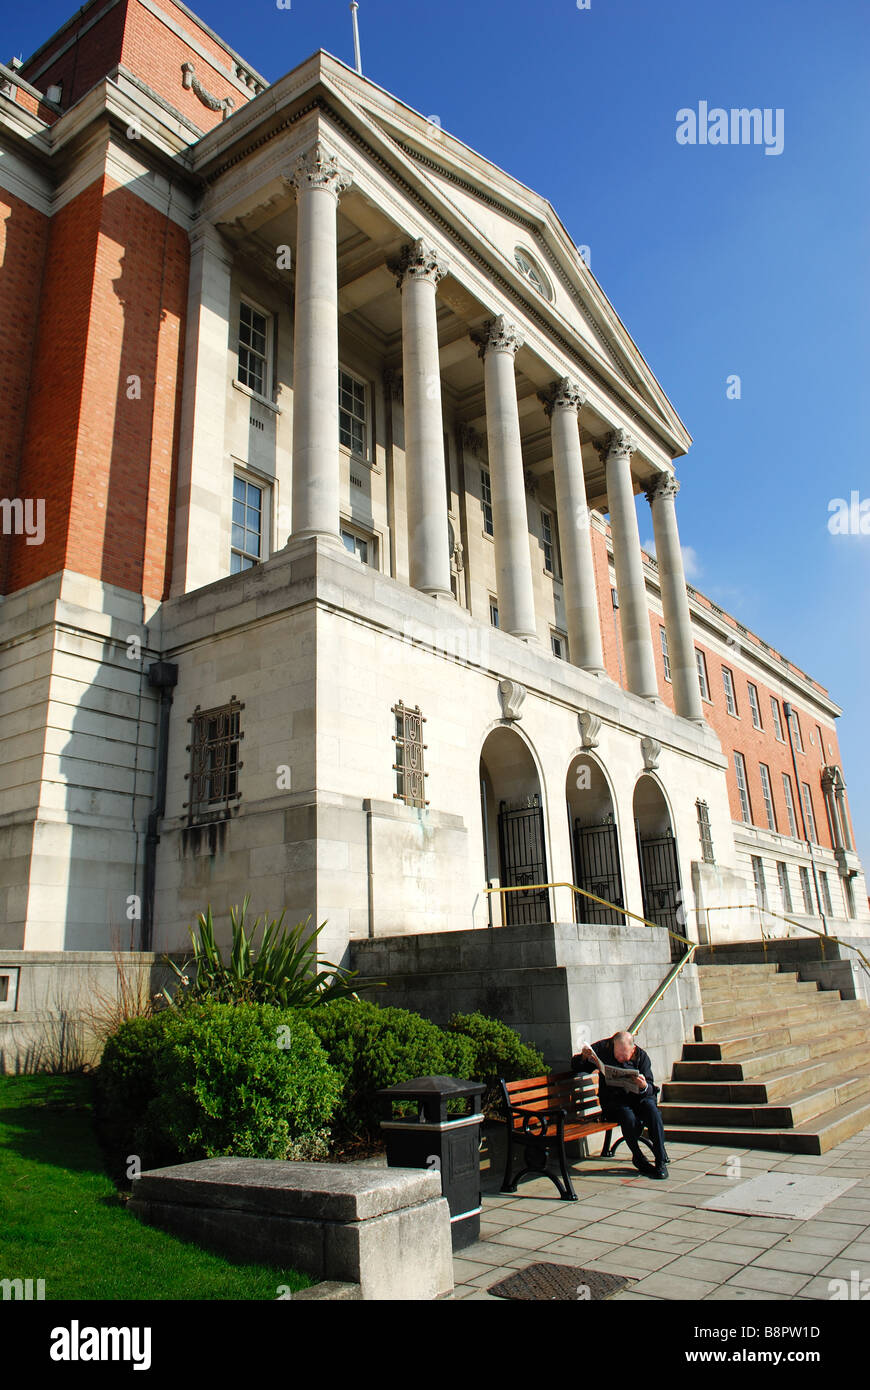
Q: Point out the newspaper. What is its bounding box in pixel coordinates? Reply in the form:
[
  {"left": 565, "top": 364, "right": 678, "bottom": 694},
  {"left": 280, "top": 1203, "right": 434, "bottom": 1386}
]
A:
[{"left": 588, "top": 1049, "right": 644, "bottom": 1092}]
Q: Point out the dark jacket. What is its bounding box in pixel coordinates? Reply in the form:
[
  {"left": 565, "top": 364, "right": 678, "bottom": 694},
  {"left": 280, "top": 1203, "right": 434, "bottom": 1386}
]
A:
[{"left": 571, "top": 1036, "right": 659, "bottom": 1110}]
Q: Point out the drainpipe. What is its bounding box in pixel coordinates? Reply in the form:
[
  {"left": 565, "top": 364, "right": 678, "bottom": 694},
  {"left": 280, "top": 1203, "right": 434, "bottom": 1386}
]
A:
[
  {"left": 783, "top": 700, "right": 827, "bottom": 935},
  {"left": 142, "top": 661, "right": 178, "bottom": 951}
]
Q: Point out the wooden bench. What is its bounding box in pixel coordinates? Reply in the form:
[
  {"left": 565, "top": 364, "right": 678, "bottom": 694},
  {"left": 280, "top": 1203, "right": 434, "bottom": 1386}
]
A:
[{"left": 499, "top": 1071, "right": 656, "bottom": 1201}]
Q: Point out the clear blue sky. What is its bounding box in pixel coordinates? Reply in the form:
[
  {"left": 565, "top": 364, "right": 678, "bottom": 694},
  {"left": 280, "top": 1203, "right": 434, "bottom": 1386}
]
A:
[{"left": 13, "top": 0, "right": 870, "bottom": 876}]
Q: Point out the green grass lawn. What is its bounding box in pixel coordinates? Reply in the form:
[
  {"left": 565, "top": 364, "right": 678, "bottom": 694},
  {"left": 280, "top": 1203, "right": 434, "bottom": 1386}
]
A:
[{"left": 0, "top": 1074, "right": 313, "bottom": 1300}]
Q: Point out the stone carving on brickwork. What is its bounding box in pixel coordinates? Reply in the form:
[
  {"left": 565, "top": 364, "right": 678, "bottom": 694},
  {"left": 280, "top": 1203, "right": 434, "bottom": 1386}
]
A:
[
  {"left": 822, "top": 765, "right": 845, "bottom": 793},
  {"left": 181, "top": 62, "right": 235, "bottom": 119},
  {"left": 578, "top": 711, "right": 601, "bottom": 749},
  {"left": 498, "top": 679, "right": 527, "bottom": 722},
  {"left": 289, "top": 142, "right": 353, "bottom": 198},
  {"left": 644, "top": 472, "right": 680, "bottom": 505},
  {"left": 640, "top": 736, "right": 661, "bottom": 771},
  {"left": 389, "top": 238, "right": 449, "bottom": 290},
  {"left": 474, "top": 315, "right": 523, "bottom": 358},
  {"left": 539, "top": 377, "right": 586, "bottom": 418}
]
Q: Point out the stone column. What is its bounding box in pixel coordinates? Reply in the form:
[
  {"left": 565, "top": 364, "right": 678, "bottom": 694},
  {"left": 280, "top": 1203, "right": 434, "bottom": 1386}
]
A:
[
  {"left": 541, "top": 378, "right": 605, "bottom": 673},
  {"left": 289, "top": 141, "right": 352, "bottom": 541},
  {"left": 602, "top": 429, "right": 658, "bottom": 699},
  {"left": 479, "top": 316, "right": 538, "bottom": 641},
  {"left": 646, "top": 472, "right": 704, "bottom": 722},
  {"left": 393, "top": 239, "right": 453, "bottom": 597},
  {"left": 172, "top": 222, "right": 234, "bottom": 596},
  {"left": 835, "top": 782, "right": 854, "bottom": 852}
]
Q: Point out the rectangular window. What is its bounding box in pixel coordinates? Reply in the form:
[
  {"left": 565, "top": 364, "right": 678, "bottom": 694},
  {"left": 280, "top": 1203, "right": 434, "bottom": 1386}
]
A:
[
  {"left": 481, "top": 468, "right": 494, "bottom": 536},
  {"left": 818, "top": 870, "right": 833, "bottom": 917},
  {"left": 776, "top": 861, "right": 793, "bottom": 915},
  {"left": 751, "top": 855, "right": 768, "bottom": 911},
  {"left": 541, "top": 508, "right": 554, "bottom": 574},
  {"left": 341, "top": 526, "right": 375, "bottom": 566},
  {"left": 660, "top": 626, "right": 671, "bottom": 682},
  {"left": 781, "top": 774, "right": 799, "bottom": 838},
  {"left": 696, "top": 649, "right": 710, "bottom": 701},
  {"left": 238, "top": 301, "right": 269, "bottom": 396},
  {"left": 734, "top": 751, "right": 752, "bottom": 824},
  {"left": 186, "top": 699, "right": 243, "bottom": 823},
  {"left": 748, "top": 683, "right": 762, "bottom": 730},
  {"left": 759, "top": 763, "right": 777, "bottom": 832},
  {"left": 770, "top": 697, "right": 784, "bottom": 741},
  {"left": 696, "top": 799, "right": 715, "bottom": 863},
  {"left": 551, "top": 631, "right": 566, "bottom": 659},
  {"left": 339, "top": 369, "right": 367, "bottom": 456},
  {"left": 801, "top": 782, "right": 818, "bottom": 843},
  {"left": 392, "top": 701, "right": 427, "bottom": 808},
  {"left": 722, "top": 666, "right": 738, "bottom": 716},
  {"left": 789, "top": 707, "right": 804, "bottom": 753},
  {"left": 231, "top": 475, "right": 264, "bottom": 573},
  {"left": 799, "top": 865, "right": 813, "bottom": 913},
  {"left": 489, "top": 598, "right": 499, "bottom": 628}
]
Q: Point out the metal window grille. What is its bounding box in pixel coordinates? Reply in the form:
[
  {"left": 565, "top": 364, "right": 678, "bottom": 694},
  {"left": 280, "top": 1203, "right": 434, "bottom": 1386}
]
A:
[
  {"left": 339, "top": 370, "right": 367, "bottom": 455},
  {"left": 696, "top": 799, "right": 715, "bottom": 863},
  {"left": 660, "top": 626, "right": 671, "bottom": 681},
  {"left": 185, "top": 698, "right": 244, "bottom": 823},
  {"left": 481, "top": 468, "right": 494, "bottom": 536},
  {"left": 238, "top": 302, "right": 268, "bottom": 395},
  {"left": 392, "top": 702, "right": 428, "bottom": 807}
]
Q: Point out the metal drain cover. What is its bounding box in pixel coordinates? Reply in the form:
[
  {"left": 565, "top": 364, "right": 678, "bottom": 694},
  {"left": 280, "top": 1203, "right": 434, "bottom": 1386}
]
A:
[{"left": 487, "top": 1263, "right": 633, "bottom": 1301}]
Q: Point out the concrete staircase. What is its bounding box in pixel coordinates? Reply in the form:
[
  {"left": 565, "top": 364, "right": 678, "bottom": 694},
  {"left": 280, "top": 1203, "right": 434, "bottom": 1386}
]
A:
[{"left": 661, "top": 949, "right": 870, "bottom": 1153}]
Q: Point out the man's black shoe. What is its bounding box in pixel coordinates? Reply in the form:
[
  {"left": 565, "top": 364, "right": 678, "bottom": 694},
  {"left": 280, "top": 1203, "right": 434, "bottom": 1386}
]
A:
[
  {"left": 651, "top": 1164, "right": 669, "bottom": 1180},
  {"left": 631, "top": 1153, "right": 657, "bottom": 1176}
]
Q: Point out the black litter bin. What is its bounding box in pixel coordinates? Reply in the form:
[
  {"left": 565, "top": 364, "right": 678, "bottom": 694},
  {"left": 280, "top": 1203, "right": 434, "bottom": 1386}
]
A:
[{"left": 377, "top": 1075, "right": 485, "bottom": 1250}]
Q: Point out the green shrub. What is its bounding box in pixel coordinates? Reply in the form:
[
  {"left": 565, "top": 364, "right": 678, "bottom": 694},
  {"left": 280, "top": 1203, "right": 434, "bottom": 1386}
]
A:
[
  {"left": 97, "top": 1003, "right": 340, "bottom": 1174},
  {"left": 302, "top": 999, "right": 476, "bottom": 1142},
  {"left": 447, "top": 1012, "right": 545, "bottom": 1115}
]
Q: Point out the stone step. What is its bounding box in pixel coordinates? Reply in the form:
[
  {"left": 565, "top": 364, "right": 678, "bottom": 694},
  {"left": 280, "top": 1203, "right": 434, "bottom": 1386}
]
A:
[
  {"left": 664, "top": 1091, "right": 870, "bottom": 1154},
  {"left": 696, "top": 962, "right": 781, "bottom": 979},
  {"left": 663, "top": 1037, "right": 870, "bottom": 1103},
  {"left": 660, "top": 1069, "right": 870, "bottom": 1129},
  {"left": 693, "top": 998, "right": 866, "bottom": 1044},
  {"left": 697, "top": 989, "right": 833, "bottom": 1023},
  {"left": 681, "top": 1014, "right": 870, "bottom": 1065},
  {"left": 697, "top": 976, "right": 808, "bottom": 1003},
  {"left": 695, "top": 939, "right": 837, "bottom": 967}
]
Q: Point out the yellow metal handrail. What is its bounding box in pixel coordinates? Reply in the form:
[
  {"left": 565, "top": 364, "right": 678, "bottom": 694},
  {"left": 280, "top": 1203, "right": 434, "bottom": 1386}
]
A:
[
  {"left": 482, "top": 880, "right": 696, "bottom": 1037},
  {"left": 698, "top": 902, "right": 870, "bottom": 983}
]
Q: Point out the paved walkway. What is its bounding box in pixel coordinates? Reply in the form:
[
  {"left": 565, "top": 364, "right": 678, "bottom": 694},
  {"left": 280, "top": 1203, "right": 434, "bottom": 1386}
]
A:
[{"left": 453, "top": 1125, "right": 870, "bottom": 1300}]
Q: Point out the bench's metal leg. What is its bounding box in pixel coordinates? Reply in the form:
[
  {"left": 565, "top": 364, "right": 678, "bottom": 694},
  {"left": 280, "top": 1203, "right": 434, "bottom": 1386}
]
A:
[{"left": 501, "top": 1132, "right": 518, "bottom": 1193}]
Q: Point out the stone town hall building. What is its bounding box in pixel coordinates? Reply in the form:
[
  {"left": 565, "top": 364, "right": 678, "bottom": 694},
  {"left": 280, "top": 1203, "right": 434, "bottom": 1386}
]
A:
[{"left": 1, "top": 0, "right": 867, "bottom": 1077}]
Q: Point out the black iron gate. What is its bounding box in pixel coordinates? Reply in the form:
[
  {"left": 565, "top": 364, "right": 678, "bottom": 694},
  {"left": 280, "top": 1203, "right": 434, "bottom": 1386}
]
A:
[
  {"left": 497, "top": 797, "right": 550, "bottom": 925},
  {"left": 572, "top": 820, "right": 625, "bottom": 926},
  {"left": 637, "top": 829, "right": 683, "bottom": 960}
]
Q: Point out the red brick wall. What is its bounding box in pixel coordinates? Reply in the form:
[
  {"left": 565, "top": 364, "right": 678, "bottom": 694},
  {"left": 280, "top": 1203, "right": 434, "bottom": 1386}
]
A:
[
  {"left": 0, "top": 190, "right": 49, "bottom": 591},
  {"left": 9, "top": 175, "right": 188, "bottom": 601},
  {"left": 20, "top": 0, "right": 255, "bottom": 133}
]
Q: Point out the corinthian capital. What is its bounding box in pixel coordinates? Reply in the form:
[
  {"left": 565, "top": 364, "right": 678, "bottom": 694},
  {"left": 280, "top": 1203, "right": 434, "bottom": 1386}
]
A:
[
  {"left": 390, "top": 238, "right": 449, "bottom": 289},
  {"left": 289, "top": 142, "right": 353, "bottom": 199},
  {"left": 595, "top": 427, "right": 635, "bottom": 464},
  {"left": 477, "top": 314, "right": 523, "bottom": 358},
  {"left": 539, "top": 377, "right": 586, "bottom": 417},
  {"left": 644, "top": 471, "right": 680, "bottom": 505}
]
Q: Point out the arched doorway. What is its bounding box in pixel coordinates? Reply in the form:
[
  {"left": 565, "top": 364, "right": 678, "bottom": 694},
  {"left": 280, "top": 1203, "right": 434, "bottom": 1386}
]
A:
[
  {"left": 633, "top": 775, "right": 682, "bottom": 960},
  {"left": 480, "top": 727, "right": 550, "bottom": 925},
  {"left": 566, "top": 755, "right": 625, "bottom": 926}
]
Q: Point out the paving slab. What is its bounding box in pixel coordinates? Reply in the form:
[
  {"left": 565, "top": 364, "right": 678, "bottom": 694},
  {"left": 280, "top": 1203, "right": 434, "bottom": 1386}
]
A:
[
  {"left": 750, "top": 1247, "right": 832, "bottom": 1275},
  {"left": 725, "top": 1267, "right": 812, "bottom": 1295}
]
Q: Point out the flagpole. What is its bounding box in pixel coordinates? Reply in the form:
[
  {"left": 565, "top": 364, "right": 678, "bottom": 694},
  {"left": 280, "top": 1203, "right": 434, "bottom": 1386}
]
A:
[{"left": 350, "top": 2, "right": 362, "bottom": 75}]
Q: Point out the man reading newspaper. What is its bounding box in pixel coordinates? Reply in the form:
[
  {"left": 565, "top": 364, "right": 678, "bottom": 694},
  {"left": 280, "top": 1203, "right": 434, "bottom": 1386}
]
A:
[{"left": 571, "top": 1029, "right": 669, "bottom": 1179}]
